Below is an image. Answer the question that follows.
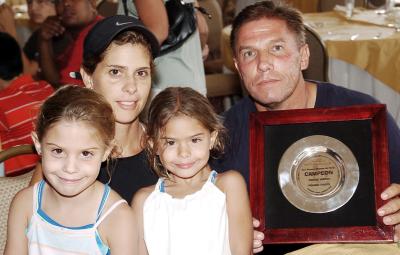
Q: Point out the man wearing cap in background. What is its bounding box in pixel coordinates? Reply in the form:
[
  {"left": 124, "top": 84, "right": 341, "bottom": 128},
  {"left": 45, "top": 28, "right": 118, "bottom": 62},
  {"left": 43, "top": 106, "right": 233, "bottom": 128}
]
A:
[{"left": 38, "top": 0, "right": 102, "bottom": 88}]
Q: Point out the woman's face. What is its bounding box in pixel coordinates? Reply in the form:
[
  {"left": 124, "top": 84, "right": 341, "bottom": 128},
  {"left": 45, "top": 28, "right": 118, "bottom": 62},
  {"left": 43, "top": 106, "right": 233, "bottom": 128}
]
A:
[
  {"left": 27, "top": 0, "right": 56, "bottom": 24},
  {"left": 83, "top": 43, "right": 152, "bottom": 125}
]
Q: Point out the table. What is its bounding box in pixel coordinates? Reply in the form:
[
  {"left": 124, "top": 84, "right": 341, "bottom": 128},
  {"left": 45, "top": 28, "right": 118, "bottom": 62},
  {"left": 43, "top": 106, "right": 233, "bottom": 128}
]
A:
[
  {"left": 221, "top": 9, "right": 400, "bottom": 126},
  {"left": 304, "top": 10, "right": 400, "bottom": 126}
]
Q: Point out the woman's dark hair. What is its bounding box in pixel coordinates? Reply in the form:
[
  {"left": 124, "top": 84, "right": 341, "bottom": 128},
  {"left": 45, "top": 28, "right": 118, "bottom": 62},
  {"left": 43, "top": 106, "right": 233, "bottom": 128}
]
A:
[{"left": 81, "top": 30, "right": 154, "bottom": 75}]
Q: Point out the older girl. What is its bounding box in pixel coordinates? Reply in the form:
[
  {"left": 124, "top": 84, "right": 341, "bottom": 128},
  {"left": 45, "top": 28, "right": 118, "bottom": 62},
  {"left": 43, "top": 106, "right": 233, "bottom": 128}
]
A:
[{"left": 5, "top": 86, "right": 135, "bottom": 254}]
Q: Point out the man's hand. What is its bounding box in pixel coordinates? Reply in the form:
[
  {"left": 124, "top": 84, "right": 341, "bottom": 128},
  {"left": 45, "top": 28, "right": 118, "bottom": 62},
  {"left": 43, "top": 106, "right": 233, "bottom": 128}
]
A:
[
  {"left": 378, "top": 183, "right": 400, "bottom": 241},
  {"left": 39, "top": 16, "right": 65, "bottom": 41},
  {"left": 252, "top": 218, "right": 264, "bottom": 253}
]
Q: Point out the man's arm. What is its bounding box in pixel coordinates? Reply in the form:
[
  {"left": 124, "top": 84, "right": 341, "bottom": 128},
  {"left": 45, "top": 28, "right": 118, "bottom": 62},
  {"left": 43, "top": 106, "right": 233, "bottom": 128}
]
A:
[
  {"left": 134, "top": 0, "right": 168, "bottom": 45},
  {"left": 38, "top": 16, "right": 65, "bottom": 87},
  {"left": 0, "top": 4, "right": 17, "bottom": 38}
]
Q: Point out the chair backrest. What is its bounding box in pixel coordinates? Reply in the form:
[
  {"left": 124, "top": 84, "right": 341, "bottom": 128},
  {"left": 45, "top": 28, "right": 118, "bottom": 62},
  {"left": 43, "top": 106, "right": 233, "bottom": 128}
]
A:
[
  {"left": 97, "top": 0, "right": 118, "bottom": 17},
  {"left": 206, "top": 73, "right": 243, "bottom": 113},
  {"left": 302, "top": 25, "right": 329, "bottom": 82},
  {"left": 1, "top": 144, "right": 37, "bottom": 176},
  {"left": 0, "top": 170, "right": 34, "bottom": 254},
  {"left": 318, "top": 0, "right": 365, "bottom": 11},
  {"left": 367, "top": 0, "right": 386, "bottom": 8},
  {"left": 0, "top": 144, "right": 36, "bottom": 163}
]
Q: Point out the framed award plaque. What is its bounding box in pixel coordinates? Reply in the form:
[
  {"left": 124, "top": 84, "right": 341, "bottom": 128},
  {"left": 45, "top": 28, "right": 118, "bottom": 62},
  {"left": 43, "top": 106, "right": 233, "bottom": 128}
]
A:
[{"left": 249, "top": 104, "right": 393, "bottom": 243}]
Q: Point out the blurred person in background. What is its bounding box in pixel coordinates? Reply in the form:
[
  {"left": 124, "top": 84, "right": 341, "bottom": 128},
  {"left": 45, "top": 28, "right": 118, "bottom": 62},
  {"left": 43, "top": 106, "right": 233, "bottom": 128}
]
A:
[
  {"left": 38, "top": 0, "right": 102, "bottom": 87},
  {"left": 22, "top": 0, "right": 57, "bottom": 77},
  {"left": 117, "top": 0, "right": 208, "bottom": 97},
  {"left": 0, "top": 32, "right": 53, "bottom": 177},
  {"left": 0, "top": 0, "right": 56, "bottom": 77}
]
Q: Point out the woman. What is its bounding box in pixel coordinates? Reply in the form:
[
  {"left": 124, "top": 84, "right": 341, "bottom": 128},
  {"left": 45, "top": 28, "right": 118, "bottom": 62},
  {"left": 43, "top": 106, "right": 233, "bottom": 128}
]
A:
[{"left": 31, "top": 15, "right": 159, "bottom": 202}]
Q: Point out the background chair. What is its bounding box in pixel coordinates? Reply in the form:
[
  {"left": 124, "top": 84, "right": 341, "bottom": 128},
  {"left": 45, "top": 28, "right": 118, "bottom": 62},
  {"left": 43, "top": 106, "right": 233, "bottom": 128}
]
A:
[
  {"left": 0, "top": 144, "right": 36, "bottom": 163},
  {"left": 0, "top": 144, "right": 35, "bottom": 253},
  {"left": 206, "top": 73, "right": 242, "bottom": 113},
  {"left": 199, "top": 0, "right": 225, "bottom": 74},
  {"left": 302, "top": 25, "right": 329, "bottom": 82},
  {"left": 366, "top": 0, "right": 386, "bottom": 8}
]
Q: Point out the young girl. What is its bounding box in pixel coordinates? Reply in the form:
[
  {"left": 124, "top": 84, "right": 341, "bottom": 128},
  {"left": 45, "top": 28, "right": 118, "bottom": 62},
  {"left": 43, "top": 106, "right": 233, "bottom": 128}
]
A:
[
  {"left": 132, "top": 87, "right": 253, "bottom": 255},
  {"left": 5, "top": 86, "right": 136, "bottom": 254}
]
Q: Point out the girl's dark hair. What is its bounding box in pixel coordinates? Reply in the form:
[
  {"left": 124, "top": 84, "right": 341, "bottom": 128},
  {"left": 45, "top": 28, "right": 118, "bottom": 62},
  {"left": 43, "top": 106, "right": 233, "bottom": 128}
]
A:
[
  {"left": 35, "top": 85, "right": 116, "bottom": 152},
  {"left": 81, "top": 30, "right": 154, "bottom": 75},
  {"left": 146, "top": 87, "right": 227, "bottom": 178},
  {"left": 231, "top": 0, "right": 306, "bottom": 55}
]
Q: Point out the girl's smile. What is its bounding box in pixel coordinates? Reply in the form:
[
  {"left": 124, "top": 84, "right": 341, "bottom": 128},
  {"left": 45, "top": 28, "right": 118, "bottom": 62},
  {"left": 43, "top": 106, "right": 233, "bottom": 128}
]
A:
[
  {"left": 33, "top": 120, "right": 110, "bottom": 198},
  {"left": 158, "top": 114, "right": 217, "bottom": 182}
]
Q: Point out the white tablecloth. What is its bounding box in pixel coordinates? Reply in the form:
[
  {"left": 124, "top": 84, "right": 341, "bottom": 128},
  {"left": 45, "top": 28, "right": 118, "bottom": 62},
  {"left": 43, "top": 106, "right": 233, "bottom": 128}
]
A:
[{"left": 329, "top": 58, "right": 400, "bottom": 127}]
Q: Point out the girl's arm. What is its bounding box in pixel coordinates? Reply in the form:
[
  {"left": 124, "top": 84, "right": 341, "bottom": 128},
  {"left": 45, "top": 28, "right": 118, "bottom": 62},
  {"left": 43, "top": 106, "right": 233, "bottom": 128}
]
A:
[
  {"left": 103, "top": 200, "right": 137, "bottom": 255},
  {"left": 218, "top": 170, "right": 253, "bottom": 255},
  {"left": 4, "top": 188, "right": 32, "bottom": 255},
  {"left": 131, "top": 187, "right": 153, "bottom": 255},
  {"left": 134, "top": 0, "right": 169, "bottom": 45}
]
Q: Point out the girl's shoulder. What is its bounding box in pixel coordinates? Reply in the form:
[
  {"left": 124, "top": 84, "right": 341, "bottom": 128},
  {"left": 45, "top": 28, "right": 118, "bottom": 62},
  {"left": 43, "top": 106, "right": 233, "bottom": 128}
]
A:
[
  {"left": 214, "top": 170, "right": 247, "bottom": 193},
  {"left": 9, "top": 184, "right": 35, "bottom": 219},
  {"left": 97, "top": 186, "right": 134, "bottom": 232},
  {"left": 102, "top": 186, "right": 131, "bottom": 215},
  {"left": 131, "top": 184, "right": 156, "bottom": 208},
  {"left": 97, "top": 187, "right": 136, "bottom": 253}
]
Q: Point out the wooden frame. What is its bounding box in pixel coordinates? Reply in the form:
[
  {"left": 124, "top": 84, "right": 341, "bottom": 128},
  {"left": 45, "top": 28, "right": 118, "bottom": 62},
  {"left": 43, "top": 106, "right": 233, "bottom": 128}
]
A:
[{"left": 249, "top": 104, "right": 393, "bottom": 243}]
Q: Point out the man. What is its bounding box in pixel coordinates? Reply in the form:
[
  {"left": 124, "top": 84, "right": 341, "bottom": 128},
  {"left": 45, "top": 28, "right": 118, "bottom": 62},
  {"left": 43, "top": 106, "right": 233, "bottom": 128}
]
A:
[
  {"left": 0, "top": 32, "right": 53, "bottom": 176},
  {"left": 38, "top": 0, "right": 102, "bottom": 87},
  {"left": 211, "top": 1, "right": 400, "bottom": 253}
]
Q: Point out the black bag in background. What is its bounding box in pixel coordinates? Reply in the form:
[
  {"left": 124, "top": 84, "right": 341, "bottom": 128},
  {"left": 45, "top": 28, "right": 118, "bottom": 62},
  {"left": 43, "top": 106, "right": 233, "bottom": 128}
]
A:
[{"left": 122, "top": 0, "right": 197, "bottom": 56}]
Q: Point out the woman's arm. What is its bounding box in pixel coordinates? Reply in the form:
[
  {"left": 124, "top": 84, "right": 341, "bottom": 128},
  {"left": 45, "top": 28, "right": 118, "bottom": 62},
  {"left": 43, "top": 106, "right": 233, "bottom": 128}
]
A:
[
  {"left": 4, "top": 188, "right": 32, "bottom": 255},
  {"left": 29, "top": 162, "right": 43, "bottom": 186},
  {"left": 134, "top": 0, "right": 168, "bottom": 45},
  {"left": 218, "top": 170, "right": 253, "bottom": 255}
]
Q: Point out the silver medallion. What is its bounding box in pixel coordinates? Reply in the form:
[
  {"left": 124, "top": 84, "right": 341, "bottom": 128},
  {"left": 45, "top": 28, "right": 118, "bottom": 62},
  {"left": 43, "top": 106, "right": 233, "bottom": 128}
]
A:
[{"left": 278, "top": 135, "right": 359, "bottom": 213}]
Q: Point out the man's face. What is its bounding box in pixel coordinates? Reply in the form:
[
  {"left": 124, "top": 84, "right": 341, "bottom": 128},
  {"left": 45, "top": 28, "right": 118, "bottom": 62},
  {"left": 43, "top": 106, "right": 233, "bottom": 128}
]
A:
[
  {"left": 234, "top": 18, "right": 309, "bottom": 111},
  {"left": 56, "top": 0, "right": 96, "bottom": 27}
]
